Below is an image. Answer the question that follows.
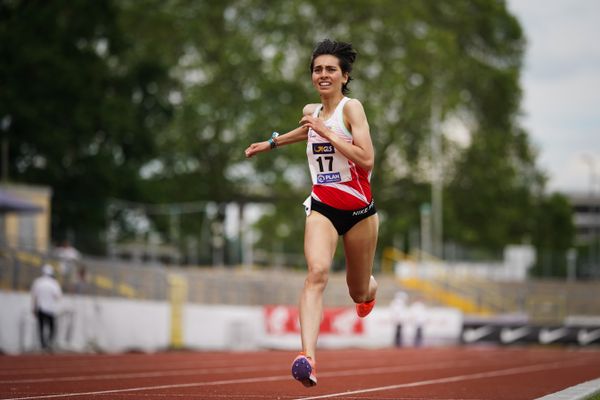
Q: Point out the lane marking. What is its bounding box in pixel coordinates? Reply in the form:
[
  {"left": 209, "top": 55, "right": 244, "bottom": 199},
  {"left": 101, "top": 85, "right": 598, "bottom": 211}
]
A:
[
  {"left": 0, "top": 365, "right": 280, "bottom": 384},
  {"left": 292, "top": 359, "right": 592, "bottom": 400},
  {"left": 3, "top": 356, "right": 594, "bottom": 400},
  {"left": 0, "top": 359, "right": 519, "bottom": 400},
  {"left": 0, "top": 356, "right": 290, "bottom": 375},
  {"left": 0, "top": 360, "right": 506, "bottom": 385},
  {"left": 0, "top": 352, "right": 381, "bottom": 376},
  {"left": 2, "top": 356, "right": 514, "bottom": 388},
  {"left": 2, "top": 375, "right": 292, "bottom": 400},
  {"left": 0, "top": 357, "right": 483, "bottom": 385},
  {"left": 535, "top": 377, "right": 600, "bottom": 400}
]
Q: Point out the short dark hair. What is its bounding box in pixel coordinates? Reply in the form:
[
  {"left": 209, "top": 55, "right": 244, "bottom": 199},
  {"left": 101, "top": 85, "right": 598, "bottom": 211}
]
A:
[{"left": 310, "top": 39, "right": 357, "bottom": 95}]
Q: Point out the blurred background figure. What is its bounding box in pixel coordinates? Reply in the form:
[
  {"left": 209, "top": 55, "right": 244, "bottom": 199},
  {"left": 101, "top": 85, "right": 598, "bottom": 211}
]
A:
[
  {"left": 408, "top": 297, "right": 428, "bottom": 347},
  {"left": 54, "top": 240, "right": 82, "bottom": 290},
  {"left": 73, "top": 264, "right": 88, "bottom": 295},
  {"left": 390, "top": 291, "right": 408, "bottom": 347},
  {"left": 31, "top": 264, "right": 62, "bottom": 351}
]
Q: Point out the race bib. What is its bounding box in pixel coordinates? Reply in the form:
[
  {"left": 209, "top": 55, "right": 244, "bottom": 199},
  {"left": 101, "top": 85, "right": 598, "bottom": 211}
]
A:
[{"left": 308, "top": 142, "right": 352, "bottom": 185}]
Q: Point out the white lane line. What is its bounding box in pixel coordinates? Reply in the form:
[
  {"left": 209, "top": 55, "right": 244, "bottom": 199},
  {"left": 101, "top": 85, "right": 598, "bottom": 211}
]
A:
[
  {"left": 0, "top": 357, "right": 392, "bottom": 384},
  {"left": 535, "top": 377, "right": 600, "bottom": 400},
  {"left": 0, "top": 357, "right": 487, "bottom": 386},
  {"left": 0, "top": 359, "right": 491, "bottom": 400},
  {"left": 0, "top": 357, "right": 278, "bottom": 376},
  {"left": 0, "top": 353, "right": 383, "bottom": 378},
  {"left": 0, "top": 365, "right": 278, "bottom": 384},
  {"left": 2, "top": 375, "right": 291, "bottom": 400},
  {"left": 292, "top": 359, "right": 592, "bottom": 400},
  {"left": 3, "top": 358, "right": 590, "bottom": 400}
]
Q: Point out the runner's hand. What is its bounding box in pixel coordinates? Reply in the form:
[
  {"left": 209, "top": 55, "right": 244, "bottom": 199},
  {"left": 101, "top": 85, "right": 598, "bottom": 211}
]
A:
[
  {"left": 300, "top": 115, "right": 332, "bottom": 140},
  {"left": 245, "top": 141, "right": 270, "bottom": 158}
]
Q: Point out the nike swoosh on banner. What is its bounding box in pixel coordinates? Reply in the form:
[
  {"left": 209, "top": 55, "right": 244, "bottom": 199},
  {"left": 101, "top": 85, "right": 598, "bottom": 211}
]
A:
[
  {"left": 462, "top": 326, "right": 494, "bottom": 343},
  {"left": 577, "top": 328, "right": 600, "bottom": 345},
  {"left": 539, "top": 328, "right": 568, "bottom": 344},
  {"left": 500, "top": 327, "right": 530, "bottom": 343}
]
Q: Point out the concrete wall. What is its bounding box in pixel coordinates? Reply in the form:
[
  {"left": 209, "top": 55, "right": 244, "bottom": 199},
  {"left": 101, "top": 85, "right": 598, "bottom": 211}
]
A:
[
  {"left": 0, "top": 290, "right": 462, "bottom": 355},
  {"left": 0, "top": 291, "right": 170, "bottom": 354}
]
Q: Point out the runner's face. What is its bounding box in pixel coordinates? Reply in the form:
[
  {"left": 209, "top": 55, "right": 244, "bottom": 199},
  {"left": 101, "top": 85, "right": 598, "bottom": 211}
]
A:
[{"left": 312, "top": 55, "right": 348, "bottom": 95}]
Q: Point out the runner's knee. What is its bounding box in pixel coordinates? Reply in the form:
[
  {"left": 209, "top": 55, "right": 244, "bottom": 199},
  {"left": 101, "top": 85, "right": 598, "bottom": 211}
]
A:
[
  {"left": 349, "top": 289, "right": 370, "bottom": 304},
  {"left": 305, "top": 265, "right": 329, "bottom": 290}
]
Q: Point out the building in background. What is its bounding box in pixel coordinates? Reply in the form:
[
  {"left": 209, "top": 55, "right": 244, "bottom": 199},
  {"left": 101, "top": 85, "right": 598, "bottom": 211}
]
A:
[
  {"left": 569, "top": 192, "right": 600, "bottom": 245},
  {"left": 568, "top": 192, "right": 600, "bottom": 278},
  {"left": 0, "top": 184, "right": 52, "bottom": 252}
]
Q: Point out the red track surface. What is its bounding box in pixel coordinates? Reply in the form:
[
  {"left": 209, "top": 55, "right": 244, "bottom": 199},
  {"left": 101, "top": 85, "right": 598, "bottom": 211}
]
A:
[{"left": 1, "top": 347, "right": 599, "bottom": 399}]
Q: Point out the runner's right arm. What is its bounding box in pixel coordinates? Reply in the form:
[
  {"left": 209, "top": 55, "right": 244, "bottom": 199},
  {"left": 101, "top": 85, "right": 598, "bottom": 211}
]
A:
[{"left": 244, "top": 104, "right": 317, "bottom": 158}]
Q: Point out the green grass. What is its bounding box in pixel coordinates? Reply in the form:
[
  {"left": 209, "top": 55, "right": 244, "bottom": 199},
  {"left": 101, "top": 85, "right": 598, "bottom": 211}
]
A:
[{"left": 585, "top": 392, "right": 600, "bottom": 400}]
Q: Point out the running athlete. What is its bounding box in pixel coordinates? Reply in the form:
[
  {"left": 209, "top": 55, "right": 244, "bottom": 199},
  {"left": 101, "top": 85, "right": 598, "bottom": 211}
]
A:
[{"left": 244, "top": 39, "right": 378, "bottom": 388}]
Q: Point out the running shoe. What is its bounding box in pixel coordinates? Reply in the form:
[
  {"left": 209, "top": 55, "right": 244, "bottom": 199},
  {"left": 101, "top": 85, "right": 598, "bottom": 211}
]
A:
[
  {"left": 356, "top": 298, "right": 376, "bottom": 318},
  {"left": 291, "top": 352, "right": 317, "bottom": 387}
]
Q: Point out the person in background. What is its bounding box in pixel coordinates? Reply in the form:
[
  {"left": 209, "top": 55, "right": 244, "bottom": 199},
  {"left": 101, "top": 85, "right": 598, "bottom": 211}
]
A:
[
  {"left": 73, "top": 264, "right": 89, "bottom": 295},
  {"left": 409, "top": 297, "right": 428, "bottom": 347},
  {"left": 54, "top": 239, "right": 81, "bottom": 292},
  {"left": 54, "top": 239, "right": 81, "bottom": 276},
  {"left": 390, "top": 291, "right": 408, "bottom": 347},
  {"left": 31, "top": 264, "right": 62, "bottom": 351}
]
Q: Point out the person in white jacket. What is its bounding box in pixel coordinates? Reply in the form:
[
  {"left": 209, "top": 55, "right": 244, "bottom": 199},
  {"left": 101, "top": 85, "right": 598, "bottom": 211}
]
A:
[
  {"left": 31, "top": 264, "right": 62, "bottom": 351},
  {"left": 390, "top": 291, "right": 408, "bottom": 347}
]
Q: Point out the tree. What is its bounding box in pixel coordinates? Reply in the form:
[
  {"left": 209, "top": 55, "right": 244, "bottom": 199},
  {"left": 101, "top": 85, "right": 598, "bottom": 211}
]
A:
[
  {"left": 529, "top": 193, "right": 575, "bottom": 277},
  {"left": 1, "top": 0, "right": 175, "bottom": 251},
  {"left": 120, "top": 0, "right": 553, "bottom": 261},
  {"left": 3, "top": 0, "right": 571, "bottom": 267}
]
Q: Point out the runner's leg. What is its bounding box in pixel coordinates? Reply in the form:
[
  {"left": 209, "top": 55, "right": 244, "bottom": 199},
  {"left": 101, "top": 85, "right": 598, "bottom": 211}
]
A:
[
  {"left": 344, "top": 214, "right": 379, "bottom": 304},
  {"left": 300, "top": 211, "right": 338, "bottom": 361}
]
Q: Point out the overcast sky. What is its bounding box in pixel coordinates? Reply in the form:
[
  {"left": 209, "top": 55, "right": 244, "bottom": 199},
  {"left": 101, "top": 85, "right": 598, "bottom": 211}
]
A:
[{"left": 506, "top": 0, "right": 600, "bottom": 195}]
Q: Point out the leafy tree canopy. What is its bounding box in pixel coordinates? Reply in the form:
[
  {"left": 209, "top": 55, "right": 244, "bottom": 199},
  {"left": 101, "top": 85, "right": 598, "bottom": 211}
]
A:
[{"left": 2, "top": 0, "right": 573, "bottom": 263}]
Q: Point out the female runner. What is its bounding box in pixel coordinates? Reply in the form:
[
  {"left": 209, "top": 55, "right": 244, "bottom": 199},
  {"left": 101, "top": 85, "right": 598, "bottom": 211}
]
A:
[{"left": 244, "top": 39, "right": 378, "bottom": 387}]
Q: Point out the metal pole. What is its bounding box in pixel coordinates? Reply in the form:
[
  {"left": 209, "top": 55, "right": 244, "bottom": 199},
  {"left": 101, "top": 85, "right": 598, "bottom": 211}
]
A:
[
  {"left": 420, "top": 203, "right": 432, "bottom": 260},
  {"left": 566, "top": 248, "right": 577, "bottom": 282},
  {"left": 1, "top": 116, "right": 11, "bottom": 183},
  {"left": 582, "top": 155, "right": 599, "bottom": 277},
  {"left": 430, "top": 87, "right": 443, "bottom": 259},
  {"left": 1, "top": 138, "right": 7, "bottom": 182}
]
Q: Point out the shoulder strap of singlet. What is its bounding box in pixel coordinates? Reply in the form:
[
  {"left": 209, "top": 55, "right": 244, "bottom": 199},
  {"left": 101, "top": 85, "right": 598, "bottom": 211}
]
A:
[
  {"left": 335, "top": 97, "right": 352, "bottom": 138},
  {"left": 312, "top": 104, "right": 322, "bottom": 118},
  {"left": 311, "top": 98, "right": 352, "bottom": 138}
]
